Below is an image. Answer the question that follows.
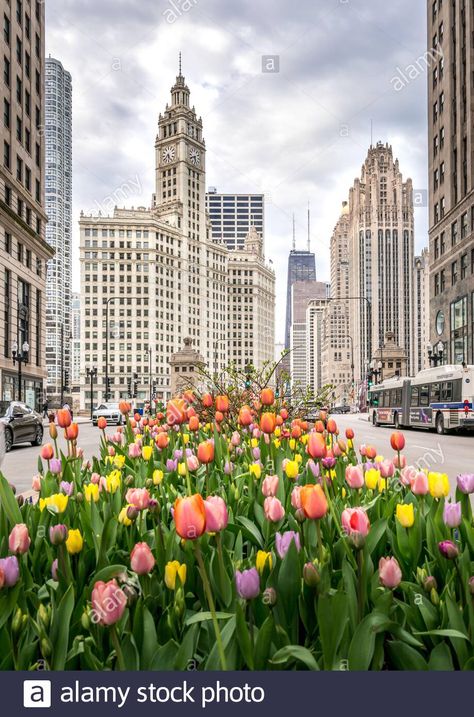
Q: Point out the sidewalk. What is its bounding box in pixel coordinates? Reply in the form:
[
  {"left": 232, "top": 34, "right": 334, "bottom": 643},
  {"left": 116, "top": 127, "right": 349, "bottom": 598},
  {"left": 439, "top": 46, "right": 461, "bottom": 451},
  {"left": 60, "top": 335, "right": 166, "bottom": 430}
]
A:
[{"left": 42, "top": 416, "right": 91, "bottom": 426}]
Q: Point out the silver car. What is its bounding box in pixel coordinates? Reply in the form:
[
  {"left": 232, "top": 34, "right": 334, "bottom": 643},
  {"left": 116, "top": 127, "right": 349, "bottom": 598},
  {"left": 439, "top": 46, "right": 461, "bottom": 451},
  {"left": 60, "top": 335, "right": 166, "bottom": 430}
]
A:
[{"left": 92, "top": 403, "right": 122, "bottom": 426}]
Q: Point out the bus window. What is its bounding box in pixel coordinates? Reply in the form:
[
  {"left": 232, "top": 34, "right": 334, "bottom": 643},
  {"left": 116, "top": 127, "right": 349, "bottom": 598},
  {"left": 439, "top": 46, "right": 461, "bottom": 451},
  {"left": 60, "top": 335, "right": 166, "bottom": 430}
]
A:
[
  {"left": 431, "top": 383, "right": 441, "bottom": 403},
  {"left": 420, "top": 385, "right": 429, "bottom": 407},
  {"left": 395, "top": 389, "right": 402, "bottom": 406},
  {"left": 372, "top": 392, "right": 379, "bottom": 407},
  {"left": 453, "top": 379, "right": 462, "bottom": 403},
  {"left": 411, "top": 386, "right": 419, "bottom": 406},
  {"left": 441, "top": 382, "right": 453, "bottom": 402}
]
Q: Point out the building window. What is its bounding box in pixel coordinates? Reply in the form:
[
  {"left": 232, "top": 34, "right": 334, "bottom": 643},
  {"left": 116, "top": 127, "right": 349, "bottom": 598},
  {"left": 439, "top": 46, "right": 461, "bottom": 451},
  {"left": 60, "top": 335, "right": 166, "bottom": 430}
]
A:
[
  {"left": 451, "top": 221, "right": 458, "bottom": 246},
  {"left": 440, "top": 269, "right": 446, "bottom": 292},
  {"left": 4, "top": 269, "right": 10, "bottom": 358},
  {"left": 35, "top": 289, "right": 41, "bottom": 366},
  {"left": 434, "top": 273, "right": 440, "bottom": 296},
  {"left": 461, "top": 212, "right": 468, "bottom": 239},
  {"left": 450, "top": 297, "right": 467, "bottom": 364},
  {"left": 451, "top": 260, "right": 458, "bottom": 285},
  {"left": 461, "top": 254, "right": 467, "bottom": 280}
]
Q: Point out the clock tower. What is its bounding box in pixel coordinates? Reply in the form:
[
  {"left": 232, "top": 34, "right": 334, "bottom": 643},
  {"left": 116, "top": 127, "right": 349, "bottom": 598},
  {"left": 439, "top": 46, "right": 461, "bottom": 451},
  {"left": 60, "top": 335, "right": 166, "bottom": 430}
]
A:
[{"left": 155, "top": 54, "right": 206, "bottom": 241}]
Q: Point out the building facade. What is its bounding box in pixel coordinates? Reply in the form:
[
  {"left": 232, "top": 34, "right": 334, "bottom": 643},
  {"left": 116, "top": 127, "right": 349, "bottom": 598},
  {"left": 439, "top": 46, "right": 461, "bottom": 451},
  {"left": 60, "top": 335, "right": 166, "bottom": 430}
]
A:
[
  {"left": 79, "top": 65, "right": 275, "bottom": 409},
  {"left": 428, "top": 0, "right": 474, "bottom": 365},
  {"left": 348, "top": 142, "right": 415, "bottom": 381},
  {"left": 414, "top": 248, "right": 430, "bottom": 374},
  {"left": 44, "top": 57, "right": 72, "bottom": 402},
  {"left": 0, "top": 0, "right": 54, "bottom": 410},
  {"left": 307, "top": 298, "right": 330, "bottom": 395},
  {"left": 284, "top": 248, "right": 316, "bottom": 351},
  {"left": 289, "top": 280, "right": 328, "bottom": 390},
  {"left": 205, "top": 189, "right": 264, "bottom": 251}
]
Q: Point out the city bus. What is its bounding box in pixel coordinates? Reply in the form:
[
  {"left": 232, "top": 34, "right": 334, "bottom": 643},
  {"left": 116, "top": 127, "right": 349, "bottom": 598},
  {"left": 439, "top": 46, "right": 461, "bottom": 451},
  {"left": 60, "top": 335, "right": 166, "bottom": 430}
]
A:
[{"left": 367, "top": 364, "right": 474, "bottom": 434}]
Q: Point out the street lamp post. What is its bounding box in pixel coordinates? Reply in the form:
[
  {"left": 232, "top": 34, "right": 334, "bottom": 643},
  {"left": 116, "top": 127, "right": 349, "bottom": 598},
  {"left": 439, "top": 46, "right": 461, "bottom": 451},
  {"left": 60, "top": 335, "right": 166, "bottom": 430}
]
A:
[
  {"left": 12, "top": 340, "right": 29, "bottom": 402},
  {"left": 104, "top": 297, "right": 119, "bottom": 402},
  {"left": 86, "top": 367, "right": 98, "bottom": 420},
  {"left": 427, "top": 341, "right": 444, "bottom": 367},
  {"left": 148, "top": 346, "right": 152, "bottom": 408}
]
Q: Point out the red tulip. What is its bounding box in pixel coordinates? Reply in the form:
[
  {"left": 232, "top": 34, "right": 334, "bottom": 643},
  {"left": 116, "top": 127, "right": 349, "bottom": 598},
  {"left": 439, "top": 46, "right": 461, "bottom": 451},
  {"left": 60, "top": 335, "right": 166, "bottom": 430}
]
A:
[
  {"left": 65, "top": 423, "right": 79, "bottom": 440},
  {"left": 390, "top": 431, "right": 405, "bottom": 452},
  {"left": 56, "top": 408, "right": 71, "bottom": 428},
  {"left": 345, "top": 427, "right": 354, "bottom": 440},
  {"left": 202, "top": 393, "right": 213, "bottom": 408},
  {"left": 215, "top": 395, "right": 229, "bottom": 413},
  {"left": 174, "top": 494, "right": 206, "bottom": 540},
  {"left": 307, "top": 433, "right": 327, "bottom": 459}
]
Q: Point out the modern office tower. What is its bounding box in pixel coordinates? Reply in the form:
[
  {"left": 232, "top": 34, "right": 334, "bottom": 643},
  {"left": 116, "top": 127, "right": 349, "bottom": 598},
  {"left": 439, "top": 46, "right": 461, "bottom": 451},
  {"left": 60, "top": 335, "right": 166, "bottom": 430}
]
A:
[
  {"left": 45, "top": 57, "right": 72, "bottom": 402},
  {"left": 0, "top": 0, "right": 54, "bottom": 410},
  {"left": 79, "top": 62, "right": 275, "bottom": 409},
  {"left": 307, "top": 298, "right": 330, "bottom": 395},
  {"left": 414, "top": 249, "right": 430, "bottom": 373},
  {"left": 321, "top": 201, "right": 354, "bottom": 402},
  {"left": 205, "top": 189, "right": 264, "bottom": 250},
  {"left": 428, "top": 0, "right": 474, "bottom": 365},
  {"left": 285, "top": 247, "right": 316, "bottom": 352},
  {"left": 289, "top": 280, "right": 328, "bottom": 390},
  {"left": 348, "top": 141, "right": 415, "bottom": 381}
]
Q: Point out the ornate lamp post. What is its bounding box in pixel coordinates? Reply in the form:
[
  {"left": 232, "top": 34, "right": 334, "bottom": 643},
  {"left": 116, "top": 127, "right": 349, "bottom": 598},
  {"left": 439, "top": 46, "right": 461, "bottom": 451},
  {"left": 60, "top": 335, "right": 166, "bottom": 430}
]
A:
[
  {"left": 86, "top": 367, "right": 98, "bottom": 420},
  {"left": 12, "top": 340, "right": 29, "bottom": 402},
  {"left": 427, "top": 341, "right": 444, "bottom": 367}
]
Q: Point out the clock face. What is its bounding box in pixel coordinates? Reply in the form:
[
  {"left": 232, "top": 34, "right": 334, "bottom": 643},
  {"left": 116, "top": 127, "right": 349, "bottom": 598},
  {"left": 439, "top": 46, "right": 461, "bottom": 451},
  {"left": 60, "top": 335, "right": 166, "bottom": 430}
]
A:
[
  {"left": 162, "top": 145, "right": 176, "bottom": 163},
  {"left": 189, "top": 147, "right": 201, "bottom": 166}
]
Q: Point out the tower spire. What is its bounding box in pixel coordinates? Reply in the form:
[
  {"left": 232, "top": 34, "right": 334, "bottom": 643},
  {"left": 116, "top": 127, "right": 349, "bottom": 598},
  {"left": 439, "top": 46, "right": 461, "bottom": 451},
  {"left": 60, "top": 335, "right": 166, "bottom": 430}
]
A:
[
  {"left": 292, "top": 213, "right": 296, "bottom": 250},
  {"left": 307, "top": 201, "right": 311, "bottom": 252},
  {"left": 178, "top": 51, "right": 182, "bottom": 76}
]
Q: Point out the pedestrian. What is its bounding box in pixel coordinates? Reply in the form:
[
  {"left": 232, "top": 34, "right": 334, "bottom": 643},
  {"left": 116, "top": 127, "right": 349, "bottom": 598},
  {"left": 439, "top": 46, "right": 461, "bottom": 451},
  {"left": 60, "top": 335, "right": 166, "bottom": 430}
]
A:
[
  {"left": 42, "top": 399, "right": 48, "bottom": 419},
  {"left": 63, "top": 401, "right": 73, "bottom": 420}
]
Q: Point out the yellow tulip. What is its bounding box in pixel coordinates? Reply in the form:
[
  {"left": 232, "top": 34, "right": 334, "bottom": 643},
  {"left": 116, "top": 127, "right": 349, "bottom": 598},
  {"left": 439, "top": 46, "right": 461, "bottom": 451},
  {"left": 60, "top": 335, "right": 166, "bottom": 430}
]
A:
[
  {"left": 66, "top": 529, "right": 83, "bottom": 554},
  {"left": 274, "top": 427, "right": 281, "bottom": 438},
  {"left": 289, "top": 439, "right": 296, "bottom": 451},
  {"left": 285, "top": 460, "right": 299, "bottom": 479},
  {"left": 375, "top": 455, "right": 384, "bottom": 463},
  {"left": 84, "top": 483, "right": 100, "bottom": 503},
  {"left": 178, "top": 462, "right": 187, "bottom": 477},
  {"left": 182, "top": 433, "right": 190, "bottom": 445},
  {"left": 251, "top": 438, "right": 258, "bottom": 449},
  {"left": 273, "top": 439, "right": 281, "bottom": 449},
  {"left": 396, "top": 503, "right": 415, "bottom": 528},
  {"left": 39, "top": 493, "right": 69, "bottom": 514},
  {"left": 106, "top": 470, "right": 121, "bottom": 494},
  {"left": 113, "top": 455, "right": 125, "bottom": 469},
  {"left": 142, "top": 445, "right": 153, "bottom": 461},
  {"left": 378, "top": 478, "right": 386, "bottom": 493},
  {"left": 165, "top": 560, "right": 187, "bottom": 590},
  {"left": 365, "top": 468, "right": 380, "bottom": 490},
  {"left": 428, "top": 472, "right": 450, "bottom": 498},
  {"left": 153, "top": 469, "right": 164, "bottom": 486},
  {"left": 249, "top": 463, "right": 261, "bottom": 479},
  {"left": 118, "top": 505, "right": 132, "bottom": 526},
  {"left": 295, "top": 453, "right": 302, "bottom": 464},
  {"left": 300, "top": 434, "right": 309, "bottom": 445},
  {"left": 347, "top": 439, "right": 353, "bottom": 449},
  {"left": 341, "top": 487, "right": 347, "bottom": 499},
  {"left": 256, "top": 550, "right": 273, "bottom": 575}
]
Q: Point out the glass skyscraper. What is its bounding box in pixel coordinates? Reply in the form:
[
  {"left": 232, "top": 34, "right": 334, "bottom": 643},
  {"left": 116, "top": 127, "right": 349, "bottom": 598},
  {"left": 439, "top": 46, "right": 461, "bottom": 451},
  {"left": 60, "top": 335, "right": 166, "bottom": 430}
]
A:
[
  {"left": 285, "top": 249, "right": 316, "bottom": 349},
  {"left": 205, "top": 189, "right": 264, "bottom": 250}
]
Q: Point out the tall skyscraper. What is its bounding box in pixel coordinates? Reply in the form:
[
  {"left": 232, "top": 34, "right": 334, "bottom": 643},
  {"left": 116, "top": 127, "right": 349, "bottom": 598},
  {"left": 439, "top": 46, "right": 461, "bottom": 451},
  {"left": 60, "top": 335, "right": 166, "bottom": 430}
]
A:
[
  {"left": 79, "top": 61, "right": 275, "bottom": 409},
  {"left": 285, "top": 246, "right": 316, "bottom": 351},
  {"left": 414, "top": 249, "right": 430, "bottom": 373},
  {"left": 0, "top": 0, "right": 54, "bottom": 410},
  {"left": 290, "top": 280, "right": 328, "bottom": 389},
  {"left": 45, "top": 57, "right": 72, "bottom": 401},
  {"left": 205, "top": 190, "right": 264, "bottom": 250},
  {"left": 428, "top": 0, "right": 474, "bottom": 365},
  {"left": 348, "top": 141, "right": 415, "bottom": 380}
]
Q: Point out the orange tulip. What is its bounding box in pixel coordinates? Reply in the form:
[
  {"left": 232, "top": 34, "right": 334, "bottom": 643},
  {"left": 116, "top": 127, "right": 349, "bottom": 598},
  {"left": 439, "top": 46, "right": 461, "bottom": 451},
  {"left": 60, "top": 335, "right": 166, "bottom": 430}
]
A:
[
  {"left": 202, "top": 393, "right": 213, "bottom": 408},
  {"left": 166, "top": 399, "right": 186, "bottom": 426},
  {"left": 183, "top": 389, "right": 195, "bottom": 405},
  {"left": 307, "top": 433, "right": 327, "bottom": 459},
  {"left": 40, "top": 443, "right": 54, "bottom": 460},
  {"left": 276, "top": 415, "right": 283, "bottom": 426},
  {"left": 215, "top": 395, "right": 229, "bottom": 413},
  {"left": 65, "top": 423, "right": 79, "bottom": 440},
  {"left": 174, "top": 494, "right": 206, "bottom": 540},
  {"left": 315, "top": 420, "right": 325, "bottom": 433},
  {"left": 326, "top": 418, "right": 338, "bottom": 434},
  {"left": 119, "top": 401, "right": 131, "bottom": 415},
  {"left": 187, "top": 406, "right": 197, "bottom": 419},
  {"left": 134, "top": 413, "right": 141, "bottom": 422},
  {"left": 390, "top": 431, "right": 405, "bottom": 452},
  {"left": 299, "top": 421, "right": 308, "bottom": 432},
  {"left": 97, "top": 416, "right": 107, "bottom": 430},
  {"left": 345, "top": 428, "right": 355, "bottom": 440},
  {"left": 260, "top": 412, "right": 277, "bottom": 434},
  {"left": 319, "top": 410, "right": 327, "bottom": 423},
  {"left": 291, "top": 425, "right": 302, "bottom": 439},
  {"left": 188, "top": 415, "right": 199, "bottom": 431},
  {"left": 280, "top": 408, "right": 288, "bottom": 420},
  {"left": 56, "top": 408, "right": 71, "bottom": 428},
  {"left": 300, "top": 484, "right": 328, "bottom": 520},
  {"left": 260, "top": 388, "right": 275, "bottom": 406},
  {"left": 156, "top": 433, "right": 169, "bottom": 450},
  {"left": 366, "top": 445, "right": 377, "bottom": 460},
  {"left": 238, "top": 406, "right": 253, "bottom": 426},
  {"left": 197, "top": 440, "right": 214, "bottom": 464}
]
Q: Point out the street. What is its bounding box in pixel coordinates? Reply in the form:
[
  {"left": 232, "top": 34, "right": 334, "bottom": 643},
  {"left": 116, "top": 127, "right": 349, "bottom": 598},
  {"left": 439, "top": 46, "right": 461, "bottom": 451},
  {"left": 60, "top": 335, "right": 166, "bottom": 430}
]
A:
[{"left": 1, "top": 414, "right": 472, "bottom": 496}]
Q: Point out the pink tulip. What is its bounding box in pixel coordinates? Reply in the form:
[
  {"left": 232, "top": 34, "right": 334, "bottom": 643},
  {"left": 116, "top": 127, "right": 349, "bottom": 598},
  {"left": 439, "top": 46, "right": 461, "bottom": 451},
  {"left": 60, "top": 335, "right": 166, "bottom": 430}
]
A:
[
  {"left": 91, "top": 472, "right": 100, "bottom": 484},
  {"left": 291, "top": 485, "right": 302, "bottom": 510},
  {"left": 400, "top": 466, "right": 416, "bottom": 486},
  {"left": 345, "top": 465, "right": 364, "bottom": 489},
  {"left": 379, "top": 460, "right": 395, "bottom": 478},
  {"left": 393, "top": 454, "right": 407, "bottom": 469},
  {"left": 262, "top": 474, "right": 279, "bottom": 497},
  {"left": 8, "top": 523, "right": 31, "bottom": 555},
  {"left": 108, "top": 446, "right": 115, "bottom": 456},
  {"left": 91, "top": 579, "right": 127, "bottom": 626},
  {"left": 31, "top": 474, "right": 42, "bottom": 491},
  {"left": 231, "top": 431, "right": 241, "bottom": 446},
  {"left": 130, "top": 542, "right": 156, "bottom": 575},
  {"left": 125, "top": 487, "right": 151, "bottom": 511},
  {"left": 379, "top": 556, "right": 402, "bottom": 589},
  {"left": 204, "top": 496, "right": 228, "bottom": 532},
  {"left": 359, "top": 444, "right": 367, "bottom": 457},
  {"left": 128, "top": 443, "right": 141, "bottom": 459},
  {"left": 186, "top": 455, "right": 199, "bottom": 472},
  {"left": 264, "top": 496, "right": 285, "bottom": 522},
  {"left": 341, "top": 507, "right": 370, "bottom": 537},
  {"left": 410, "top": 471, "right": 429, "bottom": 495}
]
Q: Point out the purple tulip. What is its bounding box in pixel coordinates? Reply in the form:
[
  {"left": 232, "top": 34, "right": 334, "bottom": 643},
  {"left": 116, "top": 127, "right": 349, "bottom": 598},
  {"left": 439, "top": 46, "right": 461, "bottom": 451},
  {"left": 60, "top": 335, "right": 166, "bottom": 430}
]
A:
[
  {"left": 322, "top": 456, "right": 336, "bottom": 469},
  {"left": 443, "top": 501, "right": 462, "bottom": 528},
  {"left": 252, "top": 447, "right": 260, "bottom": 460},
  {"left": 438, "top": 540, "right": 459, "bottom": 560},
  {"left": 185, "top": 447, "right": 193, "bottom": 457},
  {"left": 49, "top": 458, "right": 62, "bottom": 475},
  {"left": 49, "top": 524, "right": 68, "bottom": 545},
  {"left": 60, "top": 481, "right": 73, "bottom": 496},
  {"left": 456, "top": 473, "right": 474, "bottom": 494},
  {"left": 0, "top": 556, "right": 20, "bottom": 587},
  {"left": 224, "top": 461, "right": 234, "bottom": 475},
  {"left": 51, "top": 558, "right": 59, "bottom": 580},
  {"left": 166, "top": 459, "right": 177, "bottom": 472},
  {"left": 173, "top": 449, "right": 183, "bottom": 460},
  {"left": 275, "top": 530, "right": 301, "bottom": 559},
  {"left": 235, "top": 568, "right": 260, "bottom": 600},
  {"left": 469, "top": 576, "right": 474, "bottom": 596}
]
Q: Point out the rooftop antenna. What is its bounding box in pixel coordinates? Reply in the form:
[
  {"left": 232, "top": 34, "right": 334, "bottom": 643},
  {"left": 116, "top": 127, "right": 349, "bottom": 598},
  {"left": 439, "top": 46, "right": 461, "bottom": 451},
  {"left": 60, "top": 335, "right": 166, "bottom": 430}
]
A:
[
  {"left": 307, "top": 201, "right": 311, "bottom": 252},
  {"left": 178, "top": 51, "right": 182, "bottom": 75},
  {"left": 292, "top": 213, "right": 296, "bottom": 250}
]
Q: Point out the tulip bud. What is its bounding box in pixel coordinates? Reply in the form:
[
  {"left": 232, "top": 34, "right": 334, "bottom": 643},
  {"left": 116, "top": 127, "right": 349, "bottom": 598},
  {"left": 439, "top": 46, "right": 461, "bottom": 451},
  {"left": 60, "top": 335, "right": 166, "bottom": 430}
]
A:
[
  {"left": 37, "top": 604, "right": 50, "bottom": 630},
  {"left": 125, "top": 475, "right": 134, "bottom": 486},
  {"left": 348, "top": 530, "right": 366, "bottom": 550},
  {"left": 76, "top": 491, "right": 84, "bottom": 503},
  {"left": 12, "top": 607, "right": 23, "bottom": 635},
  {"left": 148, "top": 499, "right": 161, "bottom": 516},
  {"left": 9, "top": 483, "right": 17, "bottom": 495},
  {"left": 81, "top": 611, "right": 91, "bottom": 631},
  {"left": 145, "top": 478, "right": 153, "bottom": 488},
  {"left": 262, "top": 587, "right": 277, "bottom": 606},
  {"left": 49, "top": 422, "right": 58, "bottom": 439},
  {"left": 438, "top": 540, "right": 459, "bottom": 560},
  {"left": 303, "top": 562, "right": 320, "bottom": 588},
  {"left": 295, "top": 508, "right": 306, "bottom": 523},
  {"left": 416, "top": 566, "right": 427, "bottom": 585},
  {"left": 122, "top": 583, "right": 139, "bottom": 606},
  {"left": 430, "top": 588, "right": 440, "bottom": 606},
  {"left": 49, "top": 524, "right": 68, "bottom": 545},
  {"left": 174, "top": 586, "right": 186, "bottom": 618},
  {"left": 126, "top": 505, "right": 139, "bottom": 521},
  {"left": 423, "top": 575, "right": 437, "bottom": 593},
  {"left": 40, "top": 637, "right": 52, "bottom": 658},
  {"left": 468, "top": 576, "right": 474, "bottom": 596}
]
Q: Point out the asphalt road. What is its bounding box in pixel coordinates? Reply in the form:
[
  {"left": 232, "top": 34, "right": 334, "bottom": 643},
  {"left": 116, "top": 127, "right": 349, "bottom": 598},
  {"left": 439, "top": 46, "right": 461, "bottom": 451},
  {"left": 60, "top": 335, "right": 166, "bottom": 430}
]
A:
[{"left": 1, "top": 414, "right": 472, "bottom": 496}]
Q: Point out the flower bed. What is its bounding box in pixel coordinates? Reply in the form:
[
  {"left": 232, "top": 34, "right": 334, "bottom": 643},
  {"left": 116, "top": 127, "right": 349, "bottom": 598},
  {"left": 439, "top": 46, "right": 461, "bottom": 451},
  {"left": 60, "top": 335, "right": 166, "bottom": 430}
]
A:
[{"left": 0, "top": 395, "right": 473, "bottom": 671}]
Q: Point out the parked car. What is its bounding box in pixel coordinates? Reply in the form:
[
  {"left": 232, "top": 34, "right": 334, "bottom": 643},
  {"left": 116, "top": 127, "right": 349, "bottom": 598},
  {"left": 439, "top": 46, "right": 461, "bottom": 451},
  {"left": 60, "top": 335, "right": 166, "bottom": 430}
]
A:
[
  {"left": 0, "top": 401, "right": 43, "bottom": 451},
  {"left": 331, "top": 405, "right": 351, "bottom": 414},
  {"left": 92, "top": 403, "right": 123, "bottom": 426}
]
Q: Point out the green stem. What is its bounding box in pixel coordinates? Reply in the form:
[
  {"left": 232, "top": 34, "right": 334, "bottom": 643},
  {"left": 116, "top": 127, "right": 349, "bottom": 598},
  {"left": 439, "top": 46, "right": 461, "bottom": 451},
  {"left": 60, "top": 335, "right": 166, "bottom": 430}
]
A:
[
  {"left": 194, "top": 542, "right": 227, "bottom": 670},
  {"left": 322, "top": 477, "right": 357, "bottom": 569},
  {"left": 316, "top": 520, "right": 323, "bottom": 563},
  {"left": 356, "top": 549, "right": 365, "bottom": 622},
  {"left": 110, "top": 624, "right": 126, "bottom": 671}
]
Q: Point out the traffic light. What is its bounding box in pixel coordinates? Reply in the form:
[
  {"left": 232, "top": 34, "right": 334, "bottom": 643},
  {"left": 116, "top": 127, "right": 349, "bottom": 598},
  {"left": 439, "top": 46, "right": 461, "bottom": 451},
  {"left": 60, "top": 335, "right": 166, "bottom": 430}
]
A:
[
  {"left": 133, "top": 373, "right": 138, "bottom": 398},
  {"left": 63, "top": 370, "right": 69, "bottom": 392},
  {"left": 127, "top": 377, "right": 132, "bottom": 398},
  {"left": 106, "top": 376, "right": 112, "bottom": 391}
]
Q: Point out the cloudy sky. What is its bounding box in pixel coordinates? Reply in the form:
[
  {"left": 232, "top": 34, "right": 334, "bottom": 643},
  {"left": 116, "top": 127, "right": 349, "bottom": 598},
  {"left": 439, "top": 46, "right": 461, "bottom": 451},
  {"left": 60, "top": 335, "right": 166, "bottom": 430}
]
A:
[{"left": 46, "top": 0, "right": 428, "bottom": 343}]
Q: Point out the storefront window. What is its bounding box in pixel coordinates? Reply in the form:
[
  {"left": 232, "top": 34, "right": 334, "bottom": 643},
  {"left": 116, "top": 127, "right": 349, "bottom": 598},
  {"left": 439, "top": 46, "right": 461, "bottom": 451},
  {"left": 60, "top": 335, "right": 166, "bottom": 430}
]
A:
[{"left": 450, "top": 296, "right": 467, "bottom": 364}]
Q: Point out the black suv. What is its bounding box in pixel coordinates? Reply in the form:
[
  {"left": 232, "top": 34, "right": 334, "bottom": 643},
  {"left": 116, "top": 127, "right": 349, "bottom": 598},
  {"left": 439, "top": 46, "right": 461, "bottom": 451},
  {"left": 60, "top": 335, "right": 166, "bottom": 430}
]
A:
[{"left": 0, "top": 401, "right": 43, "bottom": 452}]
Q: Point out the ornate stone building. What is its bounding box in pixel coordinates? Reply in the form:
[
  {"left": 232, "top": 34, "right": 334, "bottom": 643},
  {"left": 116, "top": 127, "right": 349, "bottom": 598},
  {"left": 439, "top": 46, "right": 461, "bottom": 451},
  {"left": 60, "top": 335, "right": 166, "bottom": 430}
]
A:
[{"left": 169, "top": 337, "right": 205, "bottom": 396}]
